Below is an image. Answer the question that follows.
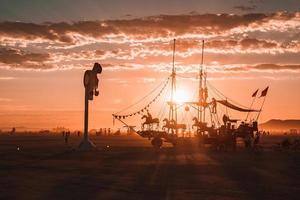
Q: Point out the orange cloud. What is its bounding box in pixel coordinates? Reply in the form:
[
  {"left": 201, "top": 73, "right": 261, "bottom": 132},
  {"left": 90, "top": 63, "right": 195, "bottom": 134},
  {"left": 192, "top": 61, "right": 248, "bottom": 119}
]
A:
[
  {"left": 225, "top": 63, "right": 300, "bottom": 72},
  {"left": 0, "top": 12, "right": 299, "bottom": 71},
  {"left": 0, "top": 47, "right": 52, "bottom": 69},
  {"left": 1, "top": 12, "right": 298, "bottom": 45}
]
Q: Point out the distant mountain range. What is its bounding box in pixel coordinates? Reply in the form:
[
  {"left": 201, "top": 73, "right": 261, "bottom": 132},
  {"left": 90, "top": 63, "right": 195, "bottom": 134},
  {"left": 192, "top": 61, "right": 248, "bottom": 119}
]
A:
[{"left": 260, "top": 119, "right": 300, "bottom": 131}]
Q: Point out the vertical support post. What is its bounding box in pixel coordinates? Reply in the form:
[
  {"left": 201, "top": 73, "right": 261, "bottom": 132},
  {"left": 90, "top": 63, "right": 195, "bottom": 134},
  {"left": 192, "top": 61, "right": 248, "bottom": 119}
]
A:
[
  {"left": 198, "top": 40, "right": 204, "bottom": 123},
  {"left": 84, "top": 88, "right": 89, "bottom": 142},
  {"left": 79, "top": 87, "right": 96, "bottom": 150},
  {"left": 169, "top": 39, "right": 177, "bottom": 135},
  {"left": 170, "top": 39, "right": 176, "bottom": 122}
]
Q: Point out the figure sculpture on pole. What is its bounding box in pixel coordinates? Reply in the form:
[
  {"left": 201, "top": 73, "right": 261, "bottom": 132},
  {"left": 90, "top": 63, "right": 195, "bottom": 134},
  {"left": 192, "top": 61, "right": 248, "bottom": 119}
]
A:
[{"left": 79, "top": 63, "right": 102, "bottom": 150}]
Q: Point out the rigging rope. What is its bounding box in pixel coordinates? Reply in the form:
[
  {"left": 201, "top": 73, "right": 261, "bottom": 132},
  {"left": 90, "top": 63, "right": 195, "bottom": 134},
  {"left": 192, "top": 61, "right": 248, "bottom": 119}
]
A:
[
  {"left": 207, "top": 80, "right": 251, "bottom": 109},
  {"left": 158, "top": 84, "right": 170, "bottom": 121},
  {"left": 115, "top": 75, "right": 171, "bottom": 115},
  {"left": 113, "top": 76, "right": 171, "bottom": 119}
]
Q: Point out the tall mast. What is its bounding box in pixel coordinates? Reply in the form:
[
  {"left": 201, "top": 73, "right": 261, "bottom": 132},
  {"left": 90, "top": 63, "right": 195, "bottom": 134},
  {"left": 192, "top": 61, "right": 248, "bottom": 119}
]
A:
[
  {"left": 203, "top": 41, "right": 207, "bottom": 123},
  {"left": 198, "top": 40, "right": 204, "bottom": 123},
  {"left": 169, "top": 39, "right": 177, "bottom": 125}
]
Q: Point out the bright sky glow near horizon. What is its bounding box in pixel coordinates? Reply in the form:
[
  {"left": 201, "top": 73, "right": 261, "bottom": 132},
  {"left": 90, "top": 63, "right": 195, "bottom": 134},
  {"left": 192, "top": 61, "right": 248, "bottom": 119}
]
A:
[{"left": 0, "top": 0, "right": 300, "bottom": 130}]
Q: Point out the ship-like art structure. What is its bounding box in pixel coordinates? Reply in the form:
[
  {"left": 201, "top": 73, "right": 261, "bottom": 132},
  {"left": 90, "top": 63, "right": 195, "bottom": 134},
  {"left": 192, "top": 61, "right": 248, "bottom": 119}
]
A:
[{"left": 113, "top": 39, "right": 269, "bottom": 150}]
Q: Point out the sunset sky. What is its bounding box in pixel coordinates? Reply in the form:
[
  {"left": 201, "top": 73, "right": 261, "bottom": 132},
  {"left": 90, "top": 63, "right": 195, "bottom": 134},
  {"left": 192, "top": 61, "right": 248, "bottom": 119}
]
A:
[{"left": 0, "top": 0, "right": 299, "bottom": 130}]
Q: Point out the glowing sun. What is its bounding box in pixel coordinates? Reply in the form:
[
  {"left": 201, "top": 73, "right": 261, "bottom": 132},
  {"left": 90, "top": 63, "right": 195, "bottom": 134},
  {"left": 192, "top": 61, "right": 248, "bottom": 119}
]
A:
[{"left": 174, "top": 89, "right": 190, "bottom": 103}]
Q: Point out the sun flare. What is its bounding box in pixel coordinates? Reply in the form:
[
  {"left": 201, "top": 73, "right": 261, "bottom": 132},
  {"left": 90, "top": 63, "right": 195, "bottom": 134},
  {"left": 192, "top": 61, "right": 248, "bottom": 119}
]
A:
[{"left": 173, "top": 89, "right": 190, "bottom": 103}]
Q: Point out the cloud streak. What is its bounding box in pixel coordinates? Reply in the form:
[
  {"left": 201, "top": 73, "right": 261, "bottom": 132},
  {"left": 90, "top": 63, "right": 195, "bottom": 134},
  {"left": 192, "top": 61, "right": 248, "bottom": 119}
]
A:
[
  {"left": 0, "top": 47, "right": 52, "bottom": 69},
  {"left": 0, "top": 11, "right": 299, "bottom": 73},
  {"left": 0, "top": 12, "right": 298, "bottom": 45},
  {"left": 225, "top": 63, "right": 300, "bottom": 72}
]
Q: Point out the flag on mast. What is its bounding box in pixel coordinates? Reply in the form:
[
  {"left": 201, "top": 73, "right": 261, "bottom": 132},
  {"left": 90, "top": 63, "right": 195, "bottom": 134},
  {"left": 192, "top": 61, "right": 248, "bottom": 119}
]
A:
[
  {"left": 260, "top": 86, "right": 269, "bottom": 97},
  {"left": 252, "top": 89, "right": 259, "bottom": 97}
]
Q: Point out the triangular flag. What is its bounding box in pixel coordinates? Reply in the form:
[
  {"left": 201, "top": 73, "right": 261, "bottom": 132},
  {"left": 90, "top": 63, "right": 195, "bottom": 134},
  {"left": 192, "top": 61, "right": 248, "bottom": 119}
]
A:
[
  {"left": 260, "top": 86, "right": 269, "bottom": 97},
  {"left": 252, "top": 89, "right": 259, "bottom": 97}
]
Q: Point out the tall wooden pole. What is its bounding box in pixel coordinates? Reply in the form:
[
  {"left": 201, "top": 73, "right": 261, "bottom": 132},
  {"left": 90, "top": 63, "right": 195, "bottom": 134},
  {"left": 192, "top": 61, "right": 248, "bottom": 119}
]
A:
[
  {"left": 202, "top": 40, "right": 206, "bottom": 123},
  {"left": 198, "top": 40, "right": 204, "bottom": 123},
  {"left": 173, "top": 39, "right": 177, "bottom": 123},
  {"left": 84, "top": 88, "right": 89, "bottom": 141},
  {"left": 169, "top": 39, "right": 177, "bottom": 134},
  {"left": 170, "top": 39, "right": 176, "bottom": 120}
]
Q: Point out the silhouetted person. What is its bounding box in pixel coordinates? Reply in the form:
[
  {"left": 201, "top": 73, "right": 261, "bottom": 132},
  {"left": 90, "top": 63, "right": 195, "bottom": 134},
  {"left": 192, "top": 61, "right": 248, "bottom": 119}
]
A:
[
  {"left": 65, "top": 131, "right": 70, "bottom": 145},
  {"left": 244, "top": 133, "right": 252, "bottom": 148},
  {"left": 108, "top": 128, "right": 111, "bottom": 135},
  {"left": 11, "top": 127, "right": 16, "bottom": 135},
  {"left": 222, "top": 115, "right": 229, "bottom": 125},
  {"left": 227, "top": 122, "right": 231, "bottom": 130},
  {"left": 252, "top": 121, "right": 258, "bottom": 132},
  {"left": 212, "top": 98, "right": 217, "bottom": 113},
  {"left": 253, "top": 132, "right": 260, "bottom": 146},
  {"left": 77, "top": 131, "right": 81, "bottom": 137}
]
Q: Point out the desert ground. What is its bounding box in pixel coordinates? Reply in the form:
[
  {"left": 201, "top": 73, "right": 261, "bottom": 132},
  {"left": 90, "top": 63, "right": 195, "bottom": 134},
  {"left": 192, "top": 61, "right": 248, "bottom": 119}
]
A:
[{"left": 0, "top": 133, "right": 299, "bottom": 200}]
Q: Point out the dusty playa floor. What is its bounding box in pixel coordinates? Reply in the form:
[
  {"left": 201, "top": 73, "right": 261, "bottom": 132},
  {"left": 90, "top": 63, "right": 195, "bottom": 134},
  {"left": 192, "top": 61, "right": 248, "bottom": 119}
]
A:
[{"left": 0, "top": 134, "right": 299, "bottom": 200}]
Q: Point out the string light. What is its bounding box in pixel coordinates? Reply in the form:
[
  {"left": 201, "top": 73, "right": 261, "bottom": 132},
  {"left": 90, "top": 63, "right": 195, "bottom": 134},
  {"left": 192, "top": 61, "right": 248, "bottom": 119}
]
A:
[{"left": 113, "top": 77, "right": 170, "bottom": 119}]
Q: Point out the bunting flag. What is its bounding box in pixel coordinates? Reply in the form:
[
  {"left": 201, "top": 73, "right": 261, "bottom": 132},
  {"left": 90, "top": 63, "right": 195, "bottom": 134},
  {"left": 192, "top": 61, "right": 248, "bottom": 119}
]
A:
[
  {"left": 260, "top": 86, "right": 269, "bottom": 97},
  {"left": 113, "top": 76, "right": 170, "bottom": 120},
  {"left": 252, "top": 89, "right": 259, "bottom": 97}
]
